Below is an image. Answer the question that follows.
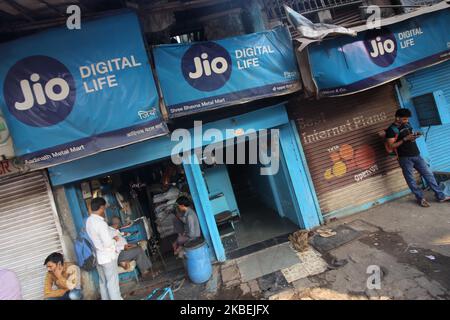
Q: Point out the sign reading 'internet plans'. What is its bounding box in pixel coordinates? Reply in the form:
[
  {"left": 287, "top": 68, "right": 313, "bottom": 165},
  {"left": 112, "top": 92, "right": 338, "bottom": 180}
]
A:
[
  {"left": 0, "top": 11, "right": 168, "bottom": 170},
  {"left": 153, "top": 27, "right": 301, "bottom": 118}
]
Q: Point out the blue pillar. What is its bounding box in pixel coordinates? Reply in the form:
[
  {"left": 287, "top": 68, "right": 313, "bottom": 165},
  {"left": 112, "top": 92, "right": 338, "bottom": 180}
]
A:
[
  {"left": 278, "top": 122, "right": 322, "bottom": 229},
  {"left": 64, "top": 184, "right": 86, "bottom": 233},
  {"left": 183, "top": 153, "right": 226, "bottom": 262},
  {"left": 64, "top": 183, "right": 99, "bottom": 291}
]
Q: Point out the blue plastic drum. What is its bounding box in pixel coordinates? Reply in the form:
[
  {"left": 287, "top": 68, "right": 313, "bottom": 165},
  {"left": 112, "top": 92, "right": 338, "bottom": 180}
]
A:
[{"left": 184, "top": 239, "right": 212, "bottom": 284}]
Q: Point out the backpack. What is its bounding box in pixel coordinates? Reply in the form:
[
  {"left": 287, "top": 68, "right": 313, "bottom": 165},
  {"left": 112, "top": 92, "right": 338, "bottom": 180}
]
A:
[
  {"left": 380, "top": 125, "right": 400, "bottom": 156},
  {"left": 74, "top": 229, "right": 97, "bottom": 271}
]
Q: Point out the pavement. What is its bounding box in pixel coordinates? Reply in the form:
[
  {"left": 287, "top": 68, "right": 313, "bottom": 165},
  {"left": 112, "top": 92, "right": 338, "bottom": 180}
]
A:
[
  {"left": 214, "top": 190, "right": 450, "bottom": 300},
  {"left": 125, "top": 190, "right": 450, "bottom": 300}
]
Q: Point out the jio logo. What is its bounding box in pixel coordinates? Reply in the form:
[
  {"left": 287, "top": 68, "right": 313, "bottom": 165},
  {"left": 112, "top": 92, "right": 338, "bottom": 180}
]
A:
[
  {"left": 364, "top": 29, "right": 397, "bottom": 68},
  {"left": 181, "top": 42, "right": 232, "bottom": 92},
  {"left": 3, "top": 55, "right": 76, "bottom": 127}
]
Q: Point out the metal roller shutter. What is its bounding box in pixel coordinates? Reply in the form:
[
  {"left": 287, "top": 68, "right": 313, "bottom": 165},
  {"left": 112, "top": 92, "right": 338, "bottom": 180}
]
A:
[
  {"left": 288, "top": 84, "right": 410, "bottom": 215},
  {"left": 0, "top": 171, "right": 64, "bottom": 300}
]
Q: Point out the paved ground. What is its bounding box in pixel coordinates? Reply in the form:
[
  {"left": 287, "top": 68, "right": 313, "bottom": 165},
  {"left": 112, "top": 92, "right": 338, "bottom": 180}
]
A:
[
  {"left": 125, "top": 191, "right": 450, "bottom": 300},
  {"left": 215, "top": 191, "right": 450, "bottom": 300},
  {"left": 301, "top": 190, "right": 450, "bottom": 300}
]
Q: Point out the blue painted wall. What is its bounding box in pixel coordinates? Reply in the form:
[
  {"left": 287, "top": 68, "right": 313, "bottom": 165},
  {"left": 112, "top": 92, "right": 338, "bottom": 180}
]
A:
[
  {"left": 183, "top": 155, "right": 226, "bottom": 262},
  {"left": 271, "top": 146, "right": 298, "bottom": 222},
  {"left": 64, "top": 184, "right": 88, "bottom": 233},
  {"left": 289, "top": 121, "right": 323, "bottom": 224},
  {"left": 203, "top": 165, "right": 240, "bottom": 216},
  {"left": 278, "top": 122, "right": 322, "bottom": 229},
  {"left": 248, "top": 162, "right": 280, "bottom": 214}
]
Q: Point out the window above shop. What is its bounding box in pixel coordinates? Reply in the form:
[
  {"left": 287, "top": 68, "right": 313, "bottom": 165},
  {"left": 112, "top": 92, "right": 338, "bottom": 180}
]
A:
[{"left": 412, "top": 90, "right": 450, "bottom": 127}]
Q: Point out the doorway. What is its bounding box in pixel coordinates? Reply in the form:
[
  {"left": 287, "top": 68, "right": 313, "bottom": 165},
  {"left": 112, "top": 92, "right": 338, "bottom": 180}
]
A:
[
  {"left": 227, "top": 161, "right": 300, "bottom": 249},
  {"left": 201, "top": 133, "right": 301, "bottom": 257}
]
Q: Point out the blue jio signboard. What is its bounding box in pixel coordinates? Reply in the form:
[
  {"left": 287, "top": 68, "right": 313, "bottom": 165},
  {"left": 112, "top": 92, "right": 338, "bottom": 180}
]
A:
[
  {"left": 308, "top": 8, "right": 450, "bottom": 97},
  {"left": 153, "top": 27, "right": 301, "bottom": 118},
  {"left": 0, "top": 11, "right": 168, "bottom": 169}
]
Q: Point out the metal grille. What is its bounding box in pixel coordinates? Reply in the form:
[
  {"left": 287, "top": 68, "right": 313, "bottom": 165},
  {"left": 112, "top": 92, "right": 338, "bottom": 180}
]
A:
[
  {"left": 0, "top": 171, "right": 64, "bottom": 300},
  {"left": 265, "top": 0, "right": 362, "bottom": 23},
  {"left": 288, "top": 84, "right": 410, "bottom": 215},
  {"left": 265, "top": 0, "right": 363, "bottom": 17},
  {"left": 264, "top": 0, "right": 364, "bottom": 37}
]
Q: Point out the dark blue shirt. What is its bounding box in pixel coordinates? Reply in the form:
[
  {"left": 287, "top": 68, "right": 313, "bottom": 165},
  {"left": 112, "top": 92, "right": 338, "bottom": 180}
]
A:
[{"left": 385, "top": 123, "right": 420, "bottom": 157}]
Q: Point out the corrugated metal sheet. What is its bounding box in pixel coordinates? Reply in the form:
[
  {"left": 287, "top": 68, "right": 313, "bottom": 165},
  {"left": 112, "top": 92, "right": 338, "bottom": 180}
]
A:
[
  {"left": 420, "top": 124, "right": 450, "bottom": 172},
  {"left": 405, "top": 60, "right": 450, "bottom": 171},
  {"left": 0, "top": 171, "right": 64, "bottom": 300},
  {"left": 288, "top": 85, "right": 410, "bottom": 215},
  {"left": 406, "top": 60, "right": 450, "bottom": 102}
]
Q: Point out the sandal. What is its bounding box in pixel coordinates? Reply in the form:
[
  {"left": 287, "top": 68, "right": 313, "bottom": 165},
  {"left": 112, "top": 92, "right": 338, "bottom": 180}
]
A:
[{"left": 419, "top": 199, "right": 431, "bottom": 207}]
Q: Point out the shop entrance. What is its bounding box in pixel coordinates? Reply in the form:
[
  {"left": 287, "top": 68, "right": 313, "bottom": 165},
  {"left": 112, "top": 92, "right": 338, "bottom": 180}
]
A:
[
  {"left": 227, "top": 162, "right": 299, "bottom": 249},
  {"left": 201, "top": 134, "right": 301, "bottom": 257},
  {"left": 74, "top": 158, "right": 196, "bottom": 289}
]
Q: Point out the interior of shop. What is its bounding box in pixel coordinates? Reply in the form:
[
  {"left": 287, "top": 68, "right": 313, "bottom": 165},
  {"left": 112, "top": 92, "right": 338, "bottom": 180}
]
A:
[
  {"left": 74, "top": 133, "right": 301, "bottom": 291},
  {"left": 76, "top": 158, "right": 190, "bottom": 287},
  {"left": 227, "top": 163, "right": 300, "bottom": 249}
]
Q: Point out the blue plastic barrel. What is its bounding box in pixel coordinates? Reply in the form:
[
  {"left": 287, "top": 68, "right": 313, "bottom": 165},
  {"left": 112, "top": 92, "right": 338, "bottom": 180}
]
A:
[{"left": 184, "top": 239, "right": 212, "bottom": 284}]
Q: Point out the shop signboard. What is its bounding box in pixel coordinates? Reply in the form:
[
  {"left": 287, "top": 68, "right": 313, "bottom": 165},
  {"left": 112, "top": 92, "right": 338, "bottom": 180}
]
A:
[
  {"left": 0, "top": 11, "right": 168, "bottom": 170},
  {"left": 308, "top": 7, "right": 450, "bottom": 97},
  {"left": 153, "top": 26, "right": 301, "bottom": 118}
]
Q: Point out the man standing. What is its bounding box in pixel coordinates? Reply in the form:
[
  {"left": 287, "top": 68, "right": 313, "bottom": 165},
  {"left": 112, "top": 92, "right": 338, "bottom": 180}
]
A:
[
  {"left": 109, "top": 216, "right": 154, "bottom": 279},
  {"left": 172, "top": 196, "right": 201, "bottom": 255},
  {"left": 86, "top": 197, "right": 123, "bottom": 300},
  {"left": 43, "top": 252, "right": 82, "bottom": 300},
  {"left": 386, "top": 109, "right": 450, "bottom": 207},
  {"left": 0, "top": 269, "right": 22, "bottom": 300}
]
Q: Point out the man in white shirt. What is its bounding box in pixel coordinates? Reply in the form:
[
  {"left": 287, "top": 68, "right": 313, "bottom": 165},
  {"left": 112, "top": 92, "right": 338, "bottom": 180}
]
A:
[{"left": 86, "top": 197, "right": 123, "bottom": 300}]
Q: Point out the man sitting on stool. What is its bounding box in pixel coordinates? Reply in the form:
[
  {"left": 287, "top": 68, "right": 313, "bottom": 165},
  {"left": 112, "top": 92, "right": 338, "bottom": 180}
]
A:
[
  {"left": 110, "top": 217, "right": 155, "bottom": 280},
  {"left": 172, "top": 196, "right": 201, "bottom": 257}
]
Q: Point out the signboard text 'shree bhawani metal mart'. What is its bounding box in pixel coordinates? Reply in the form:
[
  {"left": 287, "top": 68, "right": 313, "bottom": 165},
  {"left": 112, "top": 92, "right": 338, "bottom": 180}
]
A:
[
  {"left": 153, "top": 26, "right": 301, "bottom": 118},
  {"left": 307, "top": 6, "right": 450, "bottom": 97},
  {"left": 0, "top": 11, "right": 168, "bottom": 170}
]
